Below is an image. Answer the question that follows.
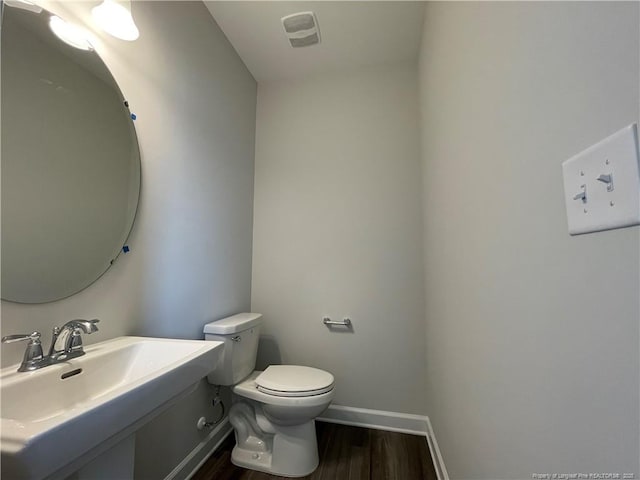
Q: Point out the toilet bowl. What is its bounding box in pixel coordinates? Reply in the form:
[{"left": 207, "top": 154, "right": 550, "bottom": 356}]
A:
[
  {"left": 235, "top": 367, "right": 335, "bottom": 425},
  {"left": 203, "top": 313, "right": 335, "bottom": 477}
]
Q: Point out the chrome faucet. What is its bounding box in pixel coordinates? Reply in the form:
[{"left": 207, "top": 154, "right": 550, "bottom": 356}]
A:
[
  {"left": 49, "top": 319, "right": 100, "bottom": 359},
  {"left": 2, "top": 319, "right": 100, "bottom": 372}
]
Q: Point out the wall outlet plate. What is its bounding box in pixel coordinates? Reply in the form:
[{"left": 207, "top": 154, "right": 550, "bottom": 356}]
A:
[{"left": 562, "top": 123, "right": 640, "bottom": 235}]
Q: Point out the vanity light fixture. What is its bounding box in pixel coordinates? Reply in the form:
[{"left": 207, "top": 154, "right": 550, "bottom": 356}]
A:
[
  {"left": 92, "top": 0, "right": 139, "bottom": 41},
  {"left": 49, "top": 16, "right": 93, "bottom": 51}
]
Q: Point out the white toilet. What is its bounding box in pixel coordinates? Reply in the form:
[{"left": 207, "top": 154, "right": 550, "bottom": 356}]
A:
[{"left": 204, "top": 313, "right": 335, "bottom": 477}]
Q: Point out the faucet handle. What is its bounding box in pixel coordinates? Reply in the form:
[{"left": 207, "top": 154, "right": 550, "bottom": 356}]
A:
[
  {"left": 65, "top": 319, "right": 100, "bottom": 331},
  {"left": 2, "top": 331, "right": 41, "bottom": 344},
  {"left": 2, "top": 332, "right": 45, "bottom": 372}
]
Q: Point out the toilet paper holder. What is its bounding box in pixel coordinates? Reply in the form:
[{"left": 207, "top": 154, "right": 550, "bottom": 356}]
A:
[{"left": 322, "top": 317, "right": 352, "bottom": 327}]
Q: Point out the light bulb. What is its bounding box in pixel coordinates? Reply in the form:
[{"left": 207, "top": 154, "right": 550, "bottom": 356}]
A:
[
  {"left": 4, "top": 0, "right": 43, "bottom": 14},
  {"left": 92, "top": 0, "right": 139, "bottom": 41},
  {"left": 49, "top": 16, "right": 93, "bottom": 51}
]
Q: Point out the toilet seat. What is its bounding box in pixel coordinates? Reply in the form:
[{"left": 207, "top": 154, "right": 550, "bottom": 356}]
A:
[
  {"left": 257, "top": 384, "right": 334, "bottom": 397},
  {"left": 255, "top": 366, "right": 334, "bottom": 398},
  {"left": 233, "top": 371, "right": 335, "bottom": 408}
]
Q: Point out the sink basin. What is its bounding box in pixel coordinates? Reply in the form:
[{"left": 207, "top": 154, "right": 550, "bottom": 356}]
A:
[{"left": 1, "top": 336, "right": 223, "bottom": 479}]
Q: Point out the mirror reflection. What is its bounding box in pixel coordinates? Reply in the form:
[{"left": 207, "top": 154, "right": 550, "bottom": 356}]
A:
[{"left": 1, "top": 3, "right": 141, "bottom": 304}]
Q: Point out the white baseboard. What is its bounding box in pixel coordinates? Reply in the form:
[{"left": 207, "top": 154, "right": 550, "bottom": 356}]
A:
[
  {"left": 425, "top": 416, "right": 450, "bottom": 480},
  {"left": 317, "top": 404, "right": 429, "bottom": 436},
  {"left": 318, "top": 404, "right": 449, "bottom": 480},
  {"left": 164, "top": 417, "right": 233, "bottom": 480}
]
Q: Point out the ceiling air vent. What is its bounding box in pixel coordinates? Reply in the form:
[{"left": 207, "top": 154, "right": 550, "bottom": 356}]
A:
[{"left": 281, "top": 12, "right": 320, "bottom": 48}]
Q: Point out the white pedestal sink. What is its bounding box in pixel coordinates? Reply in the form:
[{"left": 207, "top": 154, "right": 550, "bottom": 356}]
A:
[{"left": 0, "top": 336, "right": 223, "bottom": 480}]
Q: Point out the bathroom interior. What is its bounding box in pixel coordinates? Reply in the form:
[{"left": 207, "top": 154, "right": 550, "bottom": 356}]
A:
[{"left": 1, "top": 0, "right": 639, "bottom": 479}]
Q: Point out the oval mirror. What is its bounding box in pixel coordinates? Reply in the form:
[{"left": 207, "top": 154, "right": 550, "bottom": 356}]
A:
[{"left": 1, "top": 3, "right": 141, "bottom": 304}]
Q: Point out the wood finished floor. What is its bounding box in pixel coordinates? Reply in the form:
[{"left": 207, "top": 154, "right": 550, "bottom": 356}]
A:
[{"left": 192, "top": 422, "right": 437, "bottom": 480}]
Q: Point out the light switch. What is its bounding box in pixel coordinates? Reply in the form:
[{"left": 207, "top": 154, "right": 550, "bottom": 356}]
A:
[{"left": 562, "top": 123, "right": 640, "bottom": 235}]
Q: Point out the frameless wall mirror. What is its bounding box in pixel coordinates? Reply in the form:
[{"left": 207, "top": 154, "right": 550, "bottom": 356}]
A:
[{"left": 1, "top": 2, "right": 141, "bottom": 303}]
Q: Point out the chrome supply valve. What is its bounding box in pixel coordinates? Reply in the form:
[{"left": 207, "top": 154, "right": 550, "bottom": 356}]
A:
[{"left": 1, "top": 331, "right": 46, "bottom": 372}]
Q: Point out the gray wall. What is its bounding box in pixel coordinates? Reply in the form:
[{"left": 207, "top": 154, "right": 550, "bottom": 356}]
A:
[
  {"left": 1, "top": 1, "right": 256, "bottom": 478},
  {"left": 251, "top": 64, "right": 427, "bottom": 414},
  {"left": 418, "top": 2, "right": 639, "bottom": 479},
  {"left": 4, "top": 2, "right": 638, "bottom": 478}
]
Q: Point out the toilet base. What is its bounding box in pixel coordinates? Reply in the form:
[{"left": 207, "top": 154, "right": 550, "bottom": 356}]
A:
[
  {"left": 231, "top": 446, "right": 273, "bottom": 474},
  {"left": 230, "top": 417, "right": 319, "bottom": 477}
]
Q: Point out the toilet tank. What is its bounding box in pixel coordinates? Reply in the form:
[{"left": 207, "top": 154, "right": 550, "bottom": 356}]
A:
[{"left": 204, "top": 312, "right": 262, "bottom": 386}]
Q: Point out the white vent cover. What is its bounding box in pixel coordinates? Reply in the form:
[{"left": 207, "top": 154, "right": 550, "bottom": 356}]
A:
[{"left": 281, "top": 12, "right": 320, "bottom": 48}]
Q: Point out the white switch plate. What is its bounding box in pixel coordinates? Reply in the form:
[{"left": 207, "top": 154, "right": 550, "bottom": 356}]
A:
[{"left": 562, "top": 123, "right": 640, "bottom": 235}]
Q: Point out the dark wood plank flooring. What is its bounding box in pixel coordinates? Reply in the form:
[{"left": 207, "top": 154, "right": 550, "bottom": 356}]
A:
[{"left": 192, "top": 422, "right": 437, "bottom": 480}]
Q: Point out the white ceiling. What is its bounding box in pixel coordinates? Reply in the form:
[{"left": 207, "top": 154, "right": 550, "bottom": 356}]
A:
[{"left": 204, "top": 1, "right": 426, "bottom": 83}]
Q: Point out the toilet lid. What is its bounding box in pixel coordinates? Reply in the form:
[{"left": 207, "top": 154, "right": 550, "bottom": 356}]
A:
[{"left": 255, "top": 365, "right": 334, "bottom": 397}]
